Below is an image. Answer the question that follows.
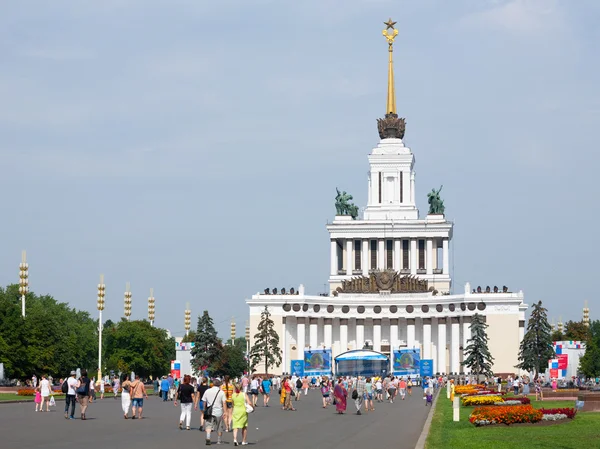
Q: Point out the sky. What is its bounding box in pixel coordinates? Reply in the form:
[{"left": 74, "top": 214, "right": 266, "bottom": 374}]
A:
[{"left": 1, "top": 0, "right": 599, "bottom": 338}]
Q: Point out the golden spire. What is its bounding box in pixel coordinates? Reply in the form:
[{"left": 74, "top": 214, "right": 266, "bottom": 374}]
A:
[{"left": 383, "top": 18, "right": 399, "bottom": 115}]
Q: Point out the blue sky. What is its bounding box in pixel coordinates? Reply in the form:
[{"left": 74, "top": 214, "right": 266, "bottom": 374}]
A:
[{"left": 1, "top": 0, "right": 598, "bottom": 337}]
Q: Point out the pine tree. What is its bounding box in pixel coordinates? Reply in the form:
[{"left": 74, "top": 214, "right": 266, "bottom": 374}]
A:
[
  {"left": 249, "top": 306, "right": 282, "bottom": 375},
  {"left": 461, "top": 313, "right": 494, "bottom": 380},
  {"left": 190, "top": 310, "right": 222, "bottom": 375},
  {"left": 516, "top": 301, "right": 555, "bottom": 379}
]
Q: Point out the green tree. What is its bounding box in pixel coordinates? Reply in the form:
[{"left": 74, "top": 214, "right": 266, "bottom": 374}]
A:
[
  {"left": 249, "top": 306, "right": 282, "bottom": 375},
  {"left": 551, "top": 329, "right": 564, "bottom": 342},
  {"left": 226, "top": 337, "right": 248, "bottom": 353},
  {"left": 211, "top": 344, "right": 248, "bottom": 378},
  {"left": 190, "top": 311, "right": 221, "bottom": 375},
  {"left": 516, "top": 301, "right": 555, "bottom": 379},
  {"left": 104, "top": 319, "right": 175, "bottom": 378},
  {"left": 180, "top": 330, "right": 197, "bottom": 343},
  {"left": 564, "top": 320, "right": 590, "bottom": 342},
  {"left": 579, "top": 338, "right": 600, "bottom": 378},
  {"left": 461, "top": 314, "right": 494, "bottom": 379}
]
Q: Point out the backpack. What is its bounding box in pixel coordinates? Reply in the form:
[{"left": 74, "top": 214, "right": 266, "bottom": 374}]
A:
[
  {"left": 61, "top": 379, "right": 69, "bottom": 394},
  {"left": 296, "top": 379, "right": 302, "bottom": 389}
]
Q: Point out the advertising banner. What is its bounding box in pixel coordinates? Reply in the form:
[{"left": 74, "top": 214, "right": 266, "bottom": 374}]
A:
[
  {"left": 549, "top": 368, "right": 559, "bottom": 379},
  {"left": 420, "top": 359, "right": 434, "bottom": 378},
  {"left": 304, "top": 349, "right": 332, "bottom": 376},
  {"left": 290, "top": 359, "right": 304, "bottom": 377},
  {"left": 393, "top": 349, "right": 420, "bottom": 377},
  {"left": 557, "top": 354, "right": 568, "bottom": 370},
  {"left": 170, "top": 360, "right": 181, "bottom": 379}
]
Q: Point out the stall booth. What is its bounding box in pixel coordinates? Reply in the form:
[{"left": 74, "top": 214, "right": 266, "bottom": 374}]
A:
[{"left": 334, "top": 350, "right": 390, "bottom": 377}]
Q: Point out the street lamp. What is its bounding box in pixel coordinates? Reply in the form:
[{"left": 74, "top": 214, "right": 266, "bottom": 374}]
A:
[
  {"left": 97, "top": 274, "right": 106, "bottom": 382},
  {"left": 184, "top": 303, "right": 191, "bottom": 337},
  {"left": 148, "top": 288, "right": 155, "bottom": 326},
  {"left": 18, "top": 251, "right": 29, "bottom": 318},
  {"left": 124, "top": 282, "right": 132, "bottom": 320}
]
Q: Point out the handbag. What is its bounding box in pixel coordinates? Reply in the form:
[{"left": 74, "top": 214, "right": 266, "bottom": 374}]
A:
[
  {"left": 245, "top": 403, "right": 254, "bottom": 413},
  {"left": 351, "top": 389, "right": 358, "bottom": 400}
]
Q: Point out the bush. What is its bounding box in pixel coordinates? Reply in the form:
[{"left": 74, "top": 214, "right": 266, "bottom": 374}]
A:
[{"left": 469, "top": 404, "right": 543, "bottom": 426}]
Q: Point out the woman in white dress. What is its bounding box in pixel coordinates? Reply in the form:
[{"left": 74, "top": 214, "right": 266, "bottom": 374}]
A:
[
  {"left": 39, "top": 375, "right": 51, "bottom": 412},
  {"left": 121, "top": 375, "right": 132, "bottom": 419}
]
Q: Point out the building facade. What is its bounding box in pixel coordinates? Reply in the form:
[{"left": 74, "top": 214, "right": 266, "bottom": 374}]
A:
[{"left": 246, "top": 20, "right": 527, "bottom": 377}]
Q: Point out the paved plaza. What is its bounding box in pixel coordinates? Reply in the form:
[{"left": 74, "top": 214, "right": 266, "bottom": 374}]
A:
[{"left": 2, "top": 389, "right": 432, "bottom": 449}]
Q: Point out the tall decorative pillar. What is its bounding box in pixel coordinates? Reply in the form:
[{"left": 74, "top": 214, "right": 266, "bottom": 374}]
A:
[
  {"left": 422, "top": 318, "right": 432, "bottom": 360},
  {"left": 297, "top": 317, "right": 306, "bottom": 354},
  {"left": 362, "top": 239, "right": 369, "bottom": 276},
  {"left": 390, "top": 319, "right": 399, "bottom": 349},
  {"left": 356, "top": 319, "right": 365, "bottom": 349},
  {"left": 309, "top": 318, "right": 318, "bottom": 349},
  {"left": 282, "top": 317, "right": 287, "bottom": 375},
  {"left": 519, "top": 319, "right": 525, "bottom": 345},
  {"left": 437, "top": 317, "right": 447, "bottom": 374},
  {"left": 324, "top": 318, "right": 333, "bottom": 349},
  {"left": 410, "top": 172, "right": 415, "bottom": 204},
  {"left": 346, "top": 239, "right": 353, "bottom": 275},
  {"left": 410, "top": 239, "right": 417, "bottom": 275},
  {"left": 407, "top": 318, "right": 416, "bottom": 349},
  {"left": 442, "top": 238, "right": 449, "bottom": 275},
  {"left": 451, "top": 317, "right": 460, "bottom": 373},
  {"left": 462, "top": 316, "right": 472, "bottom": 374},
  {"left": 340, "top": 319, "right": 348, "bottom": 352},
  {"left": 426, "top": 239, "right": 433, "bottom": 275},
  {"left": 378, "top": 240, "right": 385, "bottom": 270},
  {"left": 330, "top": 240, "right": 337, "bottom": 275},
  {"left": 393, "top": 239, "right": 401, "bottom": 271},
  {"left": 373, "top": 319, "right": 382, "bottom": 352}
]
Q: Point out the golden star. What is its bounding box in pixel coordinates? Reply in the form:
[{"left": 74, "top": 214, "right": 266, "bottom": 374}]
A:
[{"left": 384, "top": 18, "right": 397, "bottom": 29}]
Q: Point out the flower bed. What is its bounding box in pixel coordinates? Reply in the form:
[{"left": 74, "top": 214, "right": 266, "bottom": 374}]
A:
[
  {"left": 462, "top": 395, "right": 504, "bottom": 406},
  {"left": 17, "top": 389, "right": 37, "bottom": 396},
  {"left": 455, "top": 385, "right": 484, "bottom": 395},
  {"left": 540, "top": 408, "right": 577, "bottom": 419},
  {"left": 469, "top": 404, "right": 543, "bottom": 426}
]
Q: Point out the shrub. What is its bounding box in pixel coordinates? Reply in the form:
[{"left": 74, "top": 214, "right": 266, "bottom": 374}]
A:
[
  {"left": 469, "top": 404, "right": 543, "bottom": 426},
  {"left": 462, "top": 395, "right": 504, "bottom": 406}
]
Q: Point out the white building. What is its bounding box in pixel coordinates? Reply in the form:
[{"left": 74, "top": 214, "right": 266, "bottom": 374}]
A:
[{"left": 246, "top": 21, "right": 527, "bottom": 377}]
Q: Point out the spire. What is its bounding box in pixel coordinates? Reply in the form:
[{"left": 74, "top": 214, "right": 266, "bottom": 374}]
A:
[
  {"left": 377, "top": 18, "right": 405, "bottom": 140},
  {"left": 383, "top": 18, "right": 398, "bottom": 114}
]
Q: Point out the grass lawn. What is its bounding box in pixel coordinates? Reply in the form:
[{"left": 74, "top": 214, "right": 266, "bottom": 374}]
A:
[{"left": 425, "top": 394, "right": 600, "bottom": 449}]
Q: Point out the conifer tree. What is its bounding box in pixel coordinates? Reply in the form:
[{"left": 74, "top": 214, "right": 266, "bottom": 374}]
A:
[
  {"left": 516, "top": 301, "right": 555, "bottom": 379},
  {"left": 190, "top": 310, "right": 222, "bottom": 375},
  {"left": 462, "top": 313, "right": 494, "bottom": 379},
  {"left": 249, "top": 306, "right": 282, "bottom": 375}
]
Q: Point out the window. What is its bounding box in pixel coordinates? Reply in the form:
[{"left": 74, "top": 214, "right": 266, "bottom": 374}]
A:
[
  {"left": 386, "top": 240, "right": 393, "bottom": 269},
  {"left": 402, "top": 240, "right": 409, "bottom": 269},
  {"left": 355, "top": 240, "right": 361, "bottom": 271},
  {"left": 418, "top": 240, "right": 425, "bottom": 269},
  {"left": 378, "top": 172, "right": 382, "bottom": 203},
  {"left": 370, "top": 240, "right": 377, "bottom": 270},
  {"left": 399, "top": 171, "right": 403, "bottom": 203}
]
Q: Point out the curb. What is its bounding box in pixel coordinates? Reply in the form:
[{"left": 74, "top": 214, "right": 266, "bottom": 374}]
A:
[{"left": 414, "top": 388, "right": 441, "bottom": 449}]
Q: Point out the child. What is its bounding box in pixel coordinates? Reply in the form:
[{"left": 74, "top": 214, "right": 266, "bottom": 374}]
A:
[{"left": 34, "top": 387, "right": 42, "bottom": 412}]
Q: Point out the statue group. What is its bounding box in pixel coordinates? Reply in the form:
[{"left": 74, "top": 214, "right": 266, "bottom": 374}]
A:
[
  {"left": 427, "top": 185, "right": 445, "bottom": 215},
  {"left": 335, "top": 188, "right": 358, "bottom": 219}
]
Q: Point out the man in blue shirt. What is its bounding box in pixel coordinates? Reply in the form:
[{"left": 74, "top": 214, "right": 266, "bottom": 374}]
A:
[{"left": 160, "top": 377, "right": 170, "bottom": 402}]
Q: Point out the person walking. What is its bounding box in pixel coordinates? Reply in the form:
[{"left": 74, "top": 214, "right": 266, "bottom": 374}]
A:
[
  {"left": 89, "top": 377, "right": 96, "bottom": 402},
  {"left": 34, "top": 386, "right": 42, "bottom": 412},
  {"left": 195, "top": 377, "right": 209, "bottom": 432},
  {"left": 354, "top": 376, "right": 366, "bottom": 415},
  {"left": 261, "top": 376, "right": 271, "bottom": 407},
  {"left": 302, "top": 377, "right": 309, "bottom": 396},
  {"left": 222, "top": 375, "right": 234, "bottom": 432},
  {"left": 121, "top": 375, "right": 132, "bottom": 419},
  {"left": 202, "top": 378, "right": 227, "bottom": 446},
  {"left": 333, "top": 378, "right": 347, "bottom": 414},
  {"left": 130, "top": 375, "right": 149, "bottom": 419},
  {"left": 64, "top": 371, "right": 78, "bottom": 419},
  {"left": 76, "top": 370, "right": 91, "bottom": 420},
  {"left": 160, "top": 376, "right": 170, "bottom": 402},
  {"left": 249, "top": 376, "right": 259, "bottom": 407},
  {"left": 232, "top": 382, "right": 253, "bottom": 446},
  {"left": 113, "top": 376, "right": 120, "bottom": 400},
  {"left": 39, "top": 375, "right": 51, "bottom": 412},
  {"left": 99, "top": 378, "right": 105, "bottom": 399},
  {"left": 175, "top": 374, "right": 195, "bottom": 430}
]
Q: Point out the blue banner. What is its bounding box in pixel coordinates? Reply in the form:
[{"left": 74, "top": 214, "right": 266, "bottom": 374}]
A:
[
  {"left": 420, "top": 359, "right": 434, "bottom": 378},
  {"left": 290, "top": 359, "right": 304, "bottom": 377},
  {"left": 304, "top": 349, "right": 332, "bottom": 376},
  {"left": 393, "top": 349, "right": 420, "bottom": 377}
]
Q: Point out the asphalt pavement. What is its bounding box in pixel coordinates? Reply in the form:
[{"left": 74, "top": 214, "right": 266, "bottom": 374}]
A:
[{"left": 0, "top": 387, "right": 432, "bottom": 449}]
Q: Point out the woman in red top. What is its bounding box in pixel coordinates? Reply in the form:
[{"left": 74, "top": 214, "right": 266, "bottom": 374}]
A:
[{"left": 283, "top": 377, "right": 296, "bottom": 411}]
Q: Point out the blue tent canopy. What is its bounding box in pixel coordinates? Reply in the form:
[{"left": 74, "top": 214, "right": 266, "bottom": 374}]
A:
[
  {"left": 335, "top": 350, "right": 390, "bottom": 377},
  {"left": 335, "top": 350, "right": 388, "bottom": 361}
]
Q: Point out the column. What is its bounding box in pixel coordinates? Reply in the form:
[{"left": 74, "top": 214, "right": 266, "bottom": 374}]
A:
[
  {"left": 410, "top": 172, "right": 415, "bottom": 204},
  {"left": 519, "top": 319, "right": 525, "bottom": 345},
  {"left": 403, "top": 169, "right": 410, "bottom": 205},
  {"left": 330, "top": 240, "right": 337, "bottom": 276},
  {"left": 373, "top": 319, "right": 382, "bottom": 352},
  {"left": 462, "top": 316, "right": 472, "bottom": 374},
  {"left": 309, "top": 318, "right": 318, "bottom": 349},
  {"left": 442, "top": 238, "right": 449, "bottom": 275},
  {"left": 390, "top": 319, "right": 399, "bottom": 349},
  {"left": 324, "top": 318, "right": 333, "bottom": 349},
  {"left": 422, "top": 318, "right": 432, "bottom": 360},
  {"left": 340, "top": 319, "right": 348, "bottom": 352},
  {"left": 346, "top": 239, "right": 353, "bottom": 275},
  {"left": 282, "top": 317, "right": 287, "bottom": 375},
  {"left": 438, "top": 317, "right": 447, "bottom": 374},
  {"left": 297, "top": 317, "right": 306, "bottom": 353},
  {"left": 378, "top": 239, "right": 385, "bottom": 270},
  {"left": 426, "top": 239, "right": 433, "bottom": 275},
  {"left": 407, "top": 318, "right": 416, "bottom": 349},
  {"left": 410, "top": 239, "right": 417, "bottom": 275},
  {"left": 393, "top": 239, "right": 401, "bottom": 271},
  {"left": 362, "top": 239, "right": 369, "bottom": 276},
  {"left": 451, "top": 317, "right": 460, "bottom": 374},
  {"left": 356, "top": 319, "right": 365, "bottom": 349}
]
